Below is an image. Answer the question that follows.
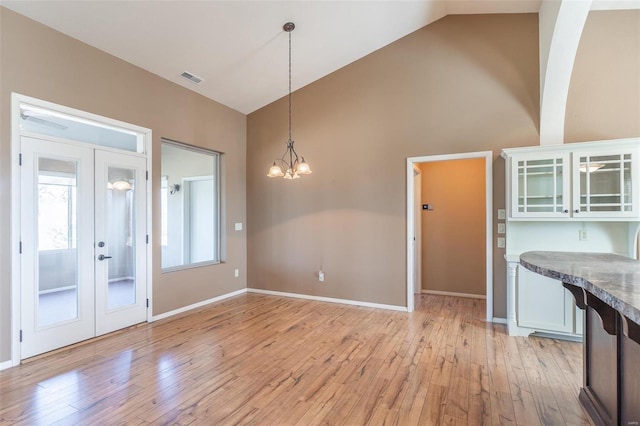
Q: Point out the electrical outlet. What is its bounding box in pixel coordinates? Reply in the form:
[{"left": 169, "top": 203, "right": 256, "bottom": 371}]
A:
[
  {"left": 234, "top": 269, "right": 239, "bottom": 278},
  {"left": 579, "top": 228, "right": 588, "bottom": 241},
  {"left": 498, "top": 223, "right": 506, "bottom": 234},
  {"left": 497, "top": 237, "right": 506, "bottom": 248},
  {"left": 318, "top": 271, "right": 325, "bottom": 282},
  {"left": 498, "top": 209, "right": 506, "bottom": 220}
]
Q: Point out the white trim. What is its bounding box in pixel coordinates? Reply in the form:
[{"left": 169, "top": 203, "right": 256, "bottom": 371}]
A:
[
  {"left": 10, "top": 93, "right": 153, "bottom": 366},
  {"left": 247, "top": 288, "right": 408, "bottom": 312},
  {"left": 39, "top": 285, "right": 76, "bottom": 295},
  {"left": 492, "top": 317, "right": 508, "bottom": 324},
  {"left": 0, "top": 360, "right": 13, "bottom": 371},
  {"left": 108, "top": 277, "right": 135, "bottom": 283},
  {"left": 421, "top": 290, "right": 486, "bottom": 300},
  {"left": 11, "top": 93, "right": 22, "bottom": 367},
  {"left": 407, "top": 151, "right": 493, "bottom": 320},
  {"left": 16, "top": 94, "right": 152, "bottom": 146},
  {"left": 150, "top": 289, "right": 247, "bottom": 322}
]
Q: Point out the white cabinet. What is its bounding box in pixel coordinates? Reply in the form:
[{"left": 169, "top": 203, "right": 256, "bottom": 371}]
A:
[
  {"left": 504, "top": 140, "right": 640, "bottom": 220},
  {"left": 506, "top": 261, "right": 583, "bottom": 338},
  {"left": 517, "top": 267, "right": 576, "bottom": 333},
  {"left": 573, "top": 149, "right": 637, "bottom": 218},
  {"left": 502, "top": 138, "right": 639, "bottom": 340},
  {"left": 511, "top": 152, "right": 569, "bottom": 218}
]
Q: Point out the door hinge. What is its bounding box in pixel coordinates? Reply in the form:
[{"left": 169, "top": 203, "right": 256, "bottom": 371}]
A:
[
  {"left": 19, "top": 153, "right": 22, "bottom": 166},
  {"left": 146, "top": 235, "right": 149, "bottom": 244},
  {"left": 19, "top": 330, "right": 23, "bottom": 342},
  {"left": 146, "top": 171, "right": 149, "bottom": 181},
  {"left": 19, "top": 241, "right": 22, "bottom": 254},
  {"left": 146, "top": 299, "right": 149, "bottom": 308}
]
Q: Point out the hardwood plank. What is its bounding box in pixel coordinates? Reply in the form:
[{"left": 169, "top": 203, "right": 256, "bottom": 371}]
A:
[
  {"left": 529, "top": 336, "right": 591, "bottom": 425},
  {"left": 0, "top": 294, "right": 588, "bottom": 426},
  {"left": 498, "top": 333, "right": 541, "bottom": 426},
  {"left": 516, "top": 336, "right": 566, "bottom": 425}
]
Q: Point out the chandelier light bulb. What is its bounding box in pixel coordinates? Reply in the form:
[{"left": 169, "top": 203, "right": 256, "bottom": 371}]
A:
[
  {"left": 297, "top": 158, "right": 312, "bottom": 175},
  {"left": 268, "top": 162, "right": 284, "bottom": 177}
]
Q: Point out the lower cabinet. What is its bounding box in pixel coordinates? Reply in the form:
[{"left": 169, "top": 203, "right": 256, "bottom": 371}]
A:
[
  {"left": 507, "top": 261, "right": 583, "bottom": 339},
  {"left": 578, "top": 297, "right": 640, "bottom": 425}
]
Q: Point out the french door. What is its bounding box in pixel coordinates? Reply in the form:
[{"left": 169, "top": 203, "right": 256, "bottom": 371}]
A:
[{"left": 20, "top": 136, "right": 147, "bottom": 359}]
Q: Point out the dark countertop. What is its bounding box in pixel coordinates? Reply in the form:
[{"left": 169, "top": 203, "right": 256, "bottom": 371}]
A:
[{"left": 519, "top": 251, "right": 640, "bottom": 325}]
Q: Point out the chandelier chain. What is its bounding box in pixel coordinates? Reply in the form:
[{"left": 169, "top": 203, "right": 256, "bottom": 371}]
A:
[{"left": 288, "top": 28, "right": 292, "bottom": 142}]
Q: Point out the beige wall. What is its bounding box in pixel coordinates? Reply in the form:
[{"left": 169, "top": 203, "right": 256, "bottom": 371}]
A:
[
  {"left": 565, "top": 10, "right": 640, "bottom": 142},
  {"left": 247, "top": 14, "right": 541, "bottom": 311},
  {"left": 419, "top": 159, "right": 486, "bottom": 296},
  {"left": 247, "top": 11, "right": 639, "bottom": 318},
  {"left": 0, "top": 8, "right": 247, "bottom": 362},
  {"left": 1, "top": 7, "right": 637, "bottom": 364}
]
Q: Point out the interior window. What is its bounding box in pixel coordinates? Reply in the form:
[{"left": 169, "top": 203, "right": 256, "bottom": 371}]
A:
[{"left": 161, "top": 140, "right": 220, "bottom": 271}]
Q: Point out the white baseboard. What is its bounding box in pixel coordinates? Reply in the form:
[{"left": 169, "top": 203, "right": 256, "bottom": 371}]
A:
[
  {"left": 0, "top": 360, "right": 14, "bottom": 371},
  {"left": 247, "top": 288, "right": 407, "bottom": 312},
  {"left": 150, "top": 288, "right": 247, "bottom": 322},
  {"left": 492, "top": 317, "right": 507, "bottom": 324},
  {"left": 421, "top": 289, "right": 486, "bottom": 300}
]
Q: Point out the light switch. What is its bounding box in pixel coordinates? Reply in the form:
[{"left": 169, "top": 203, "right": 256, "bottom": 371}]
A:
[
  {"left": 234, "top": 269, "right": 239, "bottom": 278},
  {"left": 498, "top": 223, "right": 506, "bottom": 234},
  {"left": 497, "top": 237, "right": 506, "bottom": 248},
  {"left": 497, "top": 209, "right": 506, "bottom": 220},
  {"left": 234, "top": 222, "right": 243, "bottom": 231}
]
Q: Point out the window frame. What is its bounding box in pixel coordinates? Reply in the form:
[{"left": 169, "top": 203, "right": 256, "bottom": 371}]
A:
[{"left": 160, "top": 139, "right": 221, "bottom": 272}]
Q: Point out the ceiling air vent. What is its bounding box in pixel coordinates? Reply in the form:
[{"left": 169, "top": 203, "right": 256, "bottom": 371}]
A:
[{"left": 180, "top": 71, "right": 204, "bottom": 84}]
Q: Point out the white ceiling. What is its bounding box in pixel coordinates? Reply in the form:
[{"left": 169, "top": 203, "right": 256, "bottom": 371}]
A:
[{"left": 2, "top": 0, "right": 638, "bottom": 114}]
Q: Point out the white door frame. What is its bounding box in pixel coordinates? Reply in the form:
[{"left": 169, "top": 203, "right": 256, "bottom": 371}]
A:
[
  {"left": 412, "top": 165, "right": 422, "bottom": 295},
  {"left": 10, "top": 93, "right": 153, "bottom": 366},
  {"left": 406, "top": 151, "right": 493, "bottom": 321}
]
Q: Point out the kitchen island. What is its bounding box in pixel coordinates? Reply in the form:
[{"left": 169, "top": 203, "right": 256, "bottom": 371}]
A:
[{"left": 520, "top": 252, "right": 639, "bottom": 426}]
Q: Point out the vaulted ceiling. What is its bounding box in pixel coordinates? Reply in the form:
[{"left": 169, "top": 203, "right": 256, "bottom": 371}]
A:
[{"left": 2, "top": 0, "right": 638, "bottom": 115}]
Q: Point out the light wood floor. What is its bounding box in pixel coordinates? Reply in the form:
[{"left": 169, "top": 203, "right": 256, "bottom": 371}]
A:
[{"left": 0, "top": 294, "right": 591, "bottom": 425}]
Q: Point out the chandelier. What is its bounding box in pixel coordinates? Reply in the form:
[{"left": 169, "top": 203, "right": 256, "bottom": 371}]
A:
[{"left": 267, "top": 22, "right": 311, "bottom": 180}]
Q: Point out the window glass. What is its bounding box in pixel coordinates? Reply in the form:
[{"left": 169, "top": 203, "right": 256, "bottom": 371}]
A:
[
  {"left": 38, "top": 160, "right": 77, "bottom": 251},
  {"left": 21, "top": 106, "right": 141, "bottom": 152},
  {"left": 161, "top": 176, "right": 168, "bottom": 247},
  {"left": 161, "top": 140, "right": 220, "bottom": 270}
]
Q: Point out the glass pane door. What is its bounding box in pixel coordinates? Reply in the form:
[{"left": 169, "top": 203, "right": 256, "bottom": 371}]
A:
[
  {"left": 95, "top": 150, "right": 147, "bottom": 336},
  {"left": 578, "top": 153, "right": 633, "bottom": 214},
  {"left": 21, "top": 137, "right": 95, "bottom": 359},
  {"left": 106, "top": 167, "right": 137, "bottom": 310},
  {"left": 514, "top": 156, "right": 567, "bottom": 216},
  {"left": 37, "top": 158, "right": 79, "bottom": 326}
]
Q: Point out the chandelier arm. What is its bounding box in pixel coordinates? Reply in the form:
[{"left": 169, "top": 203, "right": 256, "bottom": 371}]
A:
[
  {"left": 289, "top": 142, "right": 300, "bottom": 165},
  {"left": 280, "top": 144, "right": 289, "bottom": 160}
]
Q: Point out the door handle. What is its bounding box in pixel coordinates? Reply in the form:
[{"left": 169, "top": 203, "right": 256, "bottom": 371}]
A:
[{"left": 98, "top": 254, "right": 112, "bottom": 261}]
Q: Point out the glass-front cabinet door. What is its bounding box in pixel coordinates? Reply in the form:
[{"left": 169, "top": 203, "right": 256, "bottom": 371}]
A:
[
  {"left": 573, "top": 149, "right": 638, "bottom": 218},
  {"left": 511, "top": 153, "right": 570, "bottom": 218}
]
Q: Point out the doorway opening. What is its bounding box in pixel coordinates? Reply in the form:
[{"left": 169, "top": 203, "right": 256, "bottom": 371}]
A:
[
  {"left": 11, "top": 94, "right": 152, "bottom": 364},
  {"left": 406, "top": 151, "right": 493, "bottom": 320}
]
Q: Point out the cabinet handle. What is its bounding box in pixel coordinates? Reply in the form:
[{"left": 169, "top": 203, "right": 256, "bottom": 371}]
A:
[
  {"left": 574, "top": 209, "right": 579, "bottom": 214},
  {"left": 563, "top": 209, "right": 569, "bottom": 213}
]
